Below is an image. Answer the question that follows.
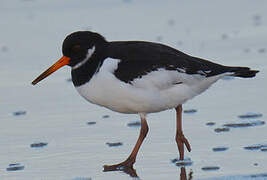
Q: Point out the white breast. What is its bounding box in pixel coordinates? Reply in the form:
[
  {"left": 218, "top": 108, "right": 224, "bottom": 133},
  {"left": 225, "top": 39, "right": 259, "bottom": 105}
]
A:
[{"left": 75, "top": 58, "right": 225, "bottom": 114}]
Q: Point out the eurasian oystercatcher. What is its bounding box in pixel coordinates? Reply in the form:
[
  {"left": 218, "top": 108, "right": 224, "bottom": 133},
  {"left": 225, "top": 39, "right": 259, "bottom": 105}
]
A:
[{"left": 32, "top": 31, "right": 259, "bottom": 171}]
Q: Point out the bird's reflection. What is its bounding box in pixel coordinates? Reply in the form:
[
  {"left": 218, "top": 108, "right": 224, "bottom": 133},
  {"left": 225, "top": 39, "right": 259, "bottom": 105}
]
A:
[
  {"left": 180, "top": 167, "right": 193, "bottom": 180},
  {"left": 103, "top": 166, "right": 138, "bottom": 178},
  {"left": 103, "top": 166, "right": 193, "bottom": 180}
]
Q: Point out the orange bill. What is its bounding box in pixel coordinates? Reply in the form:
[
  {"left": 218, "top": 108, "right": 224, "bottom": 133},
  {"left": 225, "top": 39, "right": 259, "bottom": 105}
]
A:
[{"left": 32, "top": 56, "right": 71, "bottom": 85}]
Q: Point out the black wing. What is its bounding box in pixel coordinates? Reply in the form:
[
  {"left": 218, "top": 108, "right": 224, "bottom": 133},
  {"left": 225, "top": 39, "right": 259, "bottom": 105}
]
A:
[{"left": 107, "top": 41, "right": 253, "bottom": 83}]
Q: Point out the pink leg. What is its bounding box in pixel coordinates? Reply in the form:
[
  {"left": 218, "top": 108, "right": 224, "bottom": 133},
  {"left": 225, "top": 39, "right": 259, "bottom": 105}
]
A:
[
  {"left": 104, "top": 114, "right": 149, "bottom": 171},
  {"left": 175, "top": 105, "right": 191, "bottom": 160}
]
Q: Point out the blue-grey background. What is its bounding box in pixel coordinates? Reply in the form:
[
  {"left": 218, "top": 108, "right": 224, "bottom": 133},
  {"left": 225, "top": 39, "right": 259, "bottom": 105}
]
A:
[{"left": 0, "top": 0, "right": 266, "bottom": 179}]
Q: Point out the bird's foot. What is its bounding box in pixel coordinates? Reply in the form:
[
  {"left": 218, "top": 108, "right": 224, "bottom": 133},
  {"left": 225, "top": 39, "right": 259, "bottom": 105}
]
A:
[
  {"left": 103, "top": 157, "right": 135, "bottom": 171},
  {"left": 176, "top": 133, "right": 191, "bottom": 160}
]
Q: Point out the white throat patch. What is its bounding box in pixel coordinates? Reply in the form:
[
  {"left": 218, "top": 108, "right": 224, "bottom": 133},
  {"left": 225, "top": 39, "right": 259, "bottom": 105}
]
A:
[{"left": 72, "top": 46, "right": 96, "bottom": 70}]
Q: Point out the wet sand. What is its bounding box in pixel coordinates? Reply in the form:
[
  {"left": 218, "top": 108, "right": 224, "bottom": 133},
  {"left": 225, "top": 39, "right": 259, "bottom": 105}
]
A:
[{"left": 0, "top": 0, "right": 267, "bottom": 179}]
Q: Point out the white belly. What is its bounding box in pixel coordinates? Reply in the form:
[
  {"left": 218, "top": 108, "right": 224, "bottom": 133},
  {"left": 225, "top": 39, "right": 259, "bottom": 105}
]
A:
[{"left": 75, "top": 58, "right": 225, "bottom": 114}]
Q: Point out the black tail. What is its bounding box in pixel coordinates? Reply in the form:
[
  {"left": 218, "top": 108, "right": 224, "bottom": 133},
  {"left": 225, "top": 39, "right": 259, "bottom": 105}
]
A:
[{"left": 228, "top": 66, "right": 259, "bottom": 78}]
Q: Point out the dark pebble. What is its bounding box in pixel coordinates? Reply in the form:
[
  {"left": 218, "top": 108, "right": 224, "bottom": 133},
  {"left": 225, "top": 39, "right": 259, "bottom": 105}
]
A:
[
  {"left": 244, "top": 144, "right": 262, "bottom": 150},
  {"left": 223, "top": 120, "right": 265, "bottom": 128},
  {"left": 258, "top": 48, "right": 266, "bottom": 53},
  {"left": 106, "top": 142, "right": 123, "bottom": 147},
  {"left": 102, "top": 115, "right": 110, "bottom": 119},
  {"left": 9, "top": 163, "right": 20, "bottom": 166},
  {"left": 171, "top": 158, "right": 193, "bottom": 167},
  {"left": 201, "top": 166, "right": 220, "bottom": 171},
  {"left": 206, "top": 122, "right": 216, "bottom": 126},
  {"left": 6, "top": 163, "right": 24, "bottom": 171},
  {"left": 13, "top": 111, "right": 26, "bottom": 116},
  {"left": 212, "top": 147, "right": 229, "bottom": 152},
  {"left": 1, "top": 45, "right": 8, "bottom": 52},
  {"left": 127, "top": 121, "right": 141, "bottom": 127},
  {"left": 214, "top": 127, "right": 230, "bottom": 133},
  {"left": 87, "top": 121, "right": 96, "bottom": 125},
  {"left": 184, "top": 109, "right": 197, "bottom": 114},
  {"left": 30, "top": 142, "right": 48, "bottom": 148},
  {"left": 254, "top": 163, "right": 258, "bottom": 166},
  {"left": 221, "top": 34, "right": 228, "bottom": 40},
  {"left": 238, "top": 113, "right": 263, "bottom": 119}
]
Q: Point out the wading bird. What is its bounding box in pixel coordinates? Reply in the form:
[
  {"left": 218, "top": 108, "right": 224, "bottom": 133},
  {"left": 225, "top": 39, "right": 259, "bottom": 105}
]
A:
[{"left": 32, "top": 31, "right": 258, "bottom": 171}]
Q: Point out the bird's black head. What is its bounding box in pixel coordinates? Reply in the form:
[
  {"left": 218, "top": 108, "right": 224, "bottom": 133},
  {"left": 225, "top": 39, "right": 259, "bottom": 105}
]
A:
[
  {"left": 62, "top": 31, "right": 107, "bottom": 67},
  {"left": 32, "top": 31, "right": 107, "bottom": 85}
]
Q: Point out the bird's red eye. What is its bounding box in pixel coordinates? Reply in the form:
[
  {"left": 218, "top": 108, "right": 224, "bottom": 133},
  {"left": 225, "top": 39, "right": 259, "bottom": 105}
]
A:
[{"left": 72, "top": 45, "right": 81, "bottom": 53}]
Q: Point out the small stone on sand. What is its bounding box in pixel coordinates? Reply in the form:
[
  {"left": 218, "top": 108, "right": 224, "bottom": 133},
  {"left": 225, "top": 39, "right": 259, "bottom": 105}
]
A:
[
  {"left": 212, "top": 147, "right": 229, "bottom": 152},
  {"left": 30, "top": 142, "right": 48, "bottom": 148},
  {"left": 127, "top": 121, "right": 141, "bottom": 127},
  {"left": 171, "top": 157, "right": 193, "bottom": 167},
  {"left": 6, "top": 163, "right": 24, "bottom": 171},
  {"left": 223, "top": 120, "right": 265, "bottom": 128},
  {"left": 102, "top": 115, "right": 110, "bottom": 119},
  {"left": 238, "top": 113, "right": 263, "bottom": 119},
  {"left": 206, "top": 122, "right": 216, "bottom": 126},
  {"left": 221, "top": 34, "right": 228, "bottom": 40},
  {"left": 214, "top": 127, "right": 230, "bottom": 133},
  {"left": 201, "top": 166, "right": 220, "bottom": 171},
  {"left": 13, "top": 111, "right": 26, "bottom": 116},
  {"left": 184, "top": 109, "right": 197, "bottom": 114},
  {"left": 258, "top": 48, "right": 266, "bottom": 53},
  {"left": 1, "top": 45, "right": 8, "bottom": 52},
  {"left": 244, "top": 144, "right": 262, "bottom": 150},
  {"left": 87, "top": 121, "right": 96, "bottom": 125},
  {"left": 106, "top": 142, "right": 123, "bottom": 147}
]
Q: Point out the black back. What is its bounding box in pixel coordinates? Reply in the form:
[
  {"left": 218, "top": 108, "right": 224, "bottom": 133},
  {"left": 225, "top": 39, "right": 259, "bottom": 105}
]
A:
[{"left": 107, "top": 41, "right": 228, "bottom": 83}]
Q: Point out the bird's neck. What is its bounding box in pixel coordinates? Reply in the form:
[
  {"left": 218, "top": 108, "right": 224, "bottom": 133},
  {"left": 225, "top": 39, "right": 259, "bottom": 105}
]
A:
[
  {"left": 71, "top": 43, "right": 109, "bottom": 87},
  {"left": 71, "top": 58, "right": 104, "bottom": 87}
]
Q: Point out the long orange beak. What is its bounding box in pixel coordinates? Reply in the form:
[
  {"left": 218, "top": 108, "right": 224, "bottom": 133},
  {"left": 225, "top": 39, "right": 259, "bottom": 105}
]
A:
[{"left": 32, "top": 56, "right": 71, "bottom": 85}]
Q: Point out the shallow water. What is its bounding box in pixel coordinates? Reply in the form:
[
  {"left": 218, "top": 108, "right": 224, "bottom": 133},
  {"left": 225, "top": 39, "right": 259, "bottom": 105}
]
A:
[{"left": 1, "top": 0, "right": 267, "bottom": 179}]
